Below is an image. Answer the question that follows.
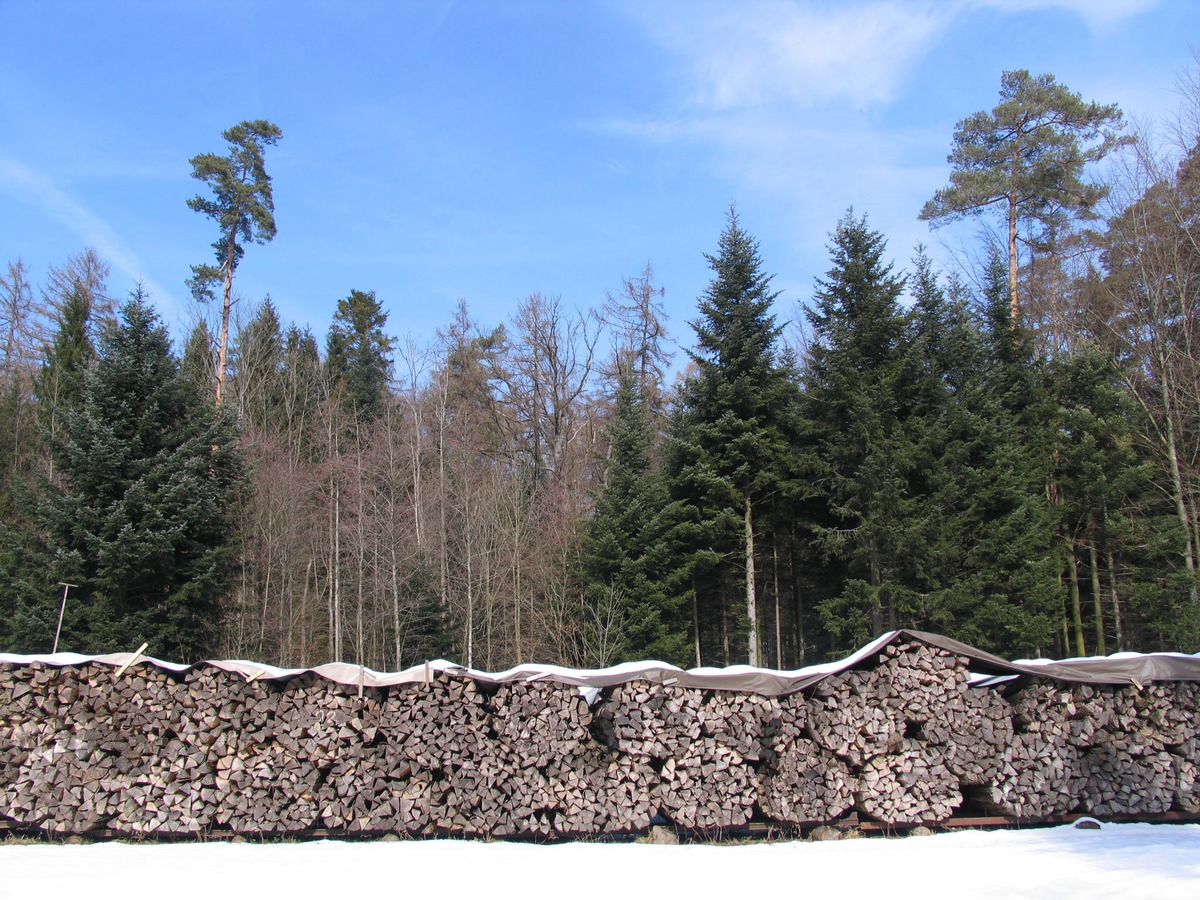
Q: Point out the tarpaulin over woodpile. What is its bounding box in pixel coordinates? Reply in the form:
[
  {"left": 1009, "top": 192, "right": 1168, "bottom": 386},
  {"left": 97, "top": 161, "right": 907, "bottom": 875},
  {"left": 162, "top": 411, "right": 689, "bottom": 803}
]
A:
[{"left": 5, "top": 630, "right": 1200, "bottom": 695}]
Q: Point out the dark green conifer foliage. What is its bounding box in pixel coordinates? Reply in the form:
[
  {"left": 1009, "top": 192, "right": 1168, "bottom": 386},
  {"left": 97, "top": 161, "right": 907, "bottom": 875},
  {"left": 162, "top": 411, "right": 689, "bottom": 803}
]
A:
[
  {"left": 1046, "top": 345, "right": 1197, "bottom": 654},
  {"left": 180, "top": 320, "right": 217, "bottom": 397},
  {"left": 900, "top": 254, "right": 986, "bottom": 632},
  {"left": 37, "top": 275, "right": 98, "bottom": 444},
  {"left": 803, "top": 212, "right": 919, "bottom": 648},
  {"left": 667, "top": 207, "right": 802, "bottom": 665},
  {"left": 187, "top": 119, "right": 283, "bottom": 406},
  {"left": 280, "top": 325, "right": 323, "bottom": 459},
  {"left": 11, "top": 293, "right": 245, "bottom": 660},
  {"left": 581, "top": 362, "right": 686, "bottom": 666},
  {"left": 940, "top": 248, "right": 1060, "bottom": 656},
  {"left": 0, "top": 275, "right": 97, "bottom": 646},
  {"left": 326, "top": 289, "right": 393, "bottom": 423},
  {"left": 231, "top": 300, "right": 286, "bottom": 431}
]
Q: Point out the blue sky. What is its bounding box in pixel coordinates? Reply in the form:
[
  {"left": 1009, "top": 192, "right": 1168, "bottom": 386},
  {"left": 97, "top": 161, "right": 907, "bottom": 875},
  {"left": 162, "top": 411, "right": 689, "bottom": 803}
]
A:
[{"left": 2, "top": 0, "right": 1198, "bottom": 362}]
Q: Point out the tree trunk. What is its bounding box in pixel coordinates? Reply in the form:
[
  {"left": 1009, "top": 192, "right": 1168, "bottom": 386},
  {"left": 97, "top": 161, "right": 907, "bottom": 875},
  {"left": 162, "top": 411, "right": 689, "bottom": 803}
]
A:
[
  {"left": 1089, "top": 541, "right": 1106, "bottom": 657},
  {"left": 1160, "top": 368, "right": 1198, "bottom": 604},
  {"left": 1068, "top": 546, "right": 1085, "bottom": 657},
  {"left": 868, "top": 538, "right": 884, "bottom": 635},
  {"left": 1007, "top": 151, "right": 1020, "bottom": 326},
  {"left": 745, "top": 494, "right": 758, "bottom": 667},
  {"left": 1058, "top": 562, "right": 1069, "bottom": 658},
  {"left": 1106, "top": 549, "right": 1123, "bottom": 652},
  {"left": 215, "top": 234, "right": 236, "bottom": 405},
  {"left": 773, "top": 536, "right": 782, "bottom": 670}
]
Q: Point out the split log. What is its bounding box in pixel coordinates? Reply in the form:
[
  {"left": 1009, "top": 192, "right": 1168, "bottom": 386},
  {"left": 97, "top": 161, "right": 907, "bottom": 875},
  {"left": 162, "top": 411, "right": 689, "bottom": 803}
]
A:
[
  {"left": 855, "top": 740, "right": 961, "bottom": 825},
  {"left": 592, "top": 682, "right": 703, "bottom": 759},
  {"left": 758, "top": 737, "right": 856, "bottom": 824},
  {"left": 1078, "top": 742, "right": 1176, "bottom": 818},
  {"left": 984, "top": 732, "right": 1083, "bottom": 819},
  {"left": 490, "top": 680, "right": 593, "bottom": 766},
  {"left": 654, "top": 736, "right": 756, "bottom": 831},
  {"left": 379, "top": 674, "right": 491, "bottom": 769},
  {"left": 698, "top": 691, "right": 784, "bottom": 762}
]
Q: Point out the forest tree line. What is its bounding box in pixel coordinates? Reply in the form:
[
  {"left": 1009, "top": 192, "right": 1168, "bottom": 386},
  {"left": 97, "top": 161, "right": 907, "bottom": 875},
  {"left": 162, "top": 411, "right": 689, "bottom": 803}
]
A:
[{"left": 1, "top": 68, "right": 1198, "bottom": 669}]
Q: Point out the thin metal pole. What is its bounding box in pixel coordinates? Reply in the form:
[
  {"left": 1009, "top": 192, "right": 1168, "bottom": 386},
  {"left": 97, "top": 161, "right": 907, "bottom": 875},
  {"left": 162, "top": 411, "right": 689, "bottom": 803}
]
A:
[{"left": 52, "top": 582, "right": 76, "bottom": 654}]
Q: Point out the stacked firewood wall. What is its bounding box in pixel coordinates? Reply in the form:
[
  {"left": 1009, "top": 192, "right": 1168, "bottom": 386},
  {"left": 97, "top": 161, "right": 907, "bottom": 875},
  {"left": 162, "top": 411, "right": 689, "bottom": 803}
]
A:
[{"left": 2, "top": 641, "right": 1198, "bottom": 838}]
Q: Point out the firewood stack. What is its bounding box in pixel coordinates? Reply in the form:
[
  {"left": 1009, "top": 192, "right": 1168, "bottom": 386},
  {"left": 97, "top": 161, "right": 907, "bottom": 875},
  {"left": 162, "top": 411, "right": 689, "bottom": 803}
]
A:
[
  {"left": 3, "top": 640, "right": 1200, "bottom": 840},
  {"left": 986, "top": 679, "right": 1199, "bottom": 819},
  {"left": 591, "top": 681, "right": 703, "bottom": 758},
  {"left": 488, "top": 679, "right": 658, "bottom": 837},
  {"left": 855, "top": 740, "right": 961, "bottom": 824},
  {"left": 802, "top": 641, "right": 1008, "bottom": 825},
  {"left": 758, "top": 737, "right": 856, "bottom": 823}
]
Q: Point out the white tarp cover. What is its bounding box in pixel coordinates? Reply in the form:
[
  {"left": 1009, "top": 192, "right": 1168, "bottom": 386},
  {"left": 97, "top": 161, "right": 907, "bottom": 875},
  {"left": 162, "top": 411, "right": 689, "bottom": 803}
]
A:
[{"left": 4, "top": 630, "right": 1200, "bottom": 695}]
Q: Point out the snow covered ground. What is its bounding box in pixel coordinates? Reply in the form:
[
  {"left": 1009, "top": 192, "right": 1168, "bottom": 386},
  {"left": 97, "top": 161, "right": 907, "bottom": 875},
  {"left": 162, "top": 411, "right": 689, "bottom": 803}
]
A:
[{"left": 2, "top": 822, "right": 1198, "bottom": 900}]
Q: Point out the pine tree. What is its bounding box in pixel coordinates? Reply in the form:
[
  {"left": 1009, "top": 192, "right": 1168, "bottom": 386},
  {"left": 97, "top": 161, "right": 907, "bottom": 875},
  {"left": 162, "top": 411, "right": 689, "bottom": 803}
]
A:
[
  {"left": 187, "top": 119, "right": 283, "bottom": 406},
  {"left": 920, "top": 70, "right": 1129, "bottom": 323},
  {"left": 667, "top": 207, "right": 802, "bottom": 666},
  {"left": 11, "top": 293, "right": 246, "bottom": 660}
]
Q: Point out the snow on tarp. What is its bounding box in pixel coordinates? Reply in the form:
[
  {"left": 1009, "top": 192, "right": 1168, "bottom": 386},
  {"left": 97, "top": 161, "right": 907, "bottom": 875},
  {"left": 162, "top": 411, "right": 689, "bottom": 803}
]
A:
[{"left": 3, "top": 629, "right": 1200, "bottom": 695}]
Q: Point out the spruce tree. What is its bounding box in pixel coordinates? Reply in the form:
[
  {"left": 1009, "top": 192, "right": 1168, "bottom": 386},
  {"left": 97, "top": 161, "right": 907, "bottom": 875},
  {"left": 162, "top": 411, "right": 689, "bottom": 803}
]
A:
[
  {"left": 943, "top": 248, "right": 1060, "bottom": 656},
  {"left": 667, "top": 207, "right": 802, "bottom": 665},
  {"left": 581, "top": 362, "right": 686, "bottom": 665},
  {"left": 803, "top": 212, "right": 919, "bottom": 648},
  {"left": 180, "top": 320, "right": 217, "bottom": 398},
  {"left": 12, "top": 293, "right": 245, "bottom": 660},
  {"left": 326, "top": 289, "right": 393, "bottom": 423},
  {"left": 230, "top": 299, "right": 286, "bottom": 431},
  {"left": 901, "top": 254, "right": 986, "bottom": 633}
]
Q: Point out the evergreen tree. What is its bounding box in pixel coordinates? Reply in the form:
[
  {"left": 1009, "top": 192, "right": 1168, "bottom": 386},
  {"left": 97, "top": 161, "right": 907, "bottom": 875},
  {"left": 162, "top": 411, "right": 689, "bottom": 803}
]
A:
[
  {"left": 326, "top": 289, "right": 393, "bottom": 423},
  {"left": 180, "top": 320, "right": 217, "bottom": 397},
  {"left": 666, "top": 207, "right": 802, "bottom": 665},
  {"left": 280, "top": 324, "right": 323, "bottom": 461},
  {"left": 580, "top": 363, "right": 686, "bottom": 665},
  {"left": 9, "top": 293, "right": 245, "bottom": 660},
  {"left": 37, "top": 278, "right": 96, "bottom": 430},
  {"left": 802, "top": 212, "right": 920, "bottom": 649},
  {"left": 920, "top": 70, "right": 1129, "bottom": 323},
  {"left": 230, "top": 299, "right": 286, "bottom": 431},
  {"left": 941, "top": 248, "right": 1061, "bottom": 656},
  {"left": 187, "top": 119, "right": 283, "bottom": 405},
  {"left": 898, "top": 254, "right": 986, "bottom": 634}
]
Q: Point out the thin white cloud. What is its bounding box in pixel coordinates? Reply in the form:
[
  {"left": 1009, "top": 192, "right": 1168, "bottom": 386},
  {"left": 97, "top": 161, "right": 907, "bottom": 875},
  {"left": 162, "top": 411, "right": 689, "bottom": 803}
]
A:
[
  {"left": 621, "top": 0, "right": 954, "bottom": 111},
  {"left": 0, "top": 157, "right": 176, "bottom": 310},
  {"left": 971, "top": 0, "right": 1157, "bottom": 31},
  {"left": 609, "top": 0, "right": 1163, "bottom": 277}
]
